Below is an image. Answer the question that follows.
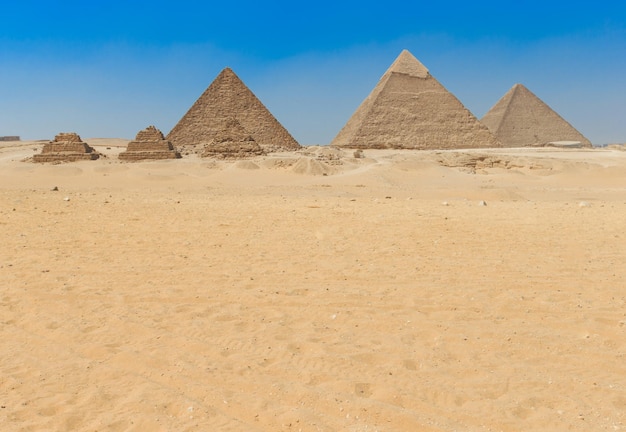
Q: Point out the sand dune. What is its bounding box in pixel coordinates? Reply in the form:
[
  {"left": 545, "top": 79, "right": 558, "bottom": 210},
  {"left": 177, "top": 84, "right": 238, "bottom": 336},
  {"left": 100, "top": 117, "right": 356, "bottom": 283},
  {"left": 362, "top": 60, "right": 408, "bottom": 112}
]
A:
[{"left": 1, "top": 142, "right": 625, "bottom": 431}]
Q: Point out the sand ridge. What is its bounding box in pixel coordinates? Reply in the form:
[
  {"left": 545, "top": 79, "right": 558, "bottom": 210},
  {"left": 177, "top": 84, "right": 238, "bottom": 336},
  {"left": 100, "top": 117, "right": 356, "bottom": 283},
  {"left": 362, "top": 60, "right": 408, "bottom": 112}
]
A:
[{"left": 1, "top": 143, "right": 625, "bottom": 431}]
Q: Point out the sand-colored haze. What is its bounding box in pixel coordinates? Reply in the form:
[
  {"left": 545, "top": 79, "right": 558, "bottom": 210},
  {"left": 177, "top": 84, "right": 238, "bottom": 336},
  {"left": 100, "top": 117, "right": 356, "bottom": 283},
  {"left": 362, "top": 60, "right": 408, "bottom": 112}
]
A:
[{"left": 1, "top": 139, "right": 625, "bottom": 431}]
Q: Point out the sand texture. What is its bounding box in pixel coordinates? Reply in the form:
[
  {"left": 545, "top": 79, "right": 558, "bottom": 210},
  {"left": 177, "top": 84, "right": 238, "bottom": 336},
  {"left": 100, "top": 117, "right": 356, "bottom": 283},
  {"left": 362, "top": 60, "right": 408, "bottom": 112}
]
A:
[{"left": 1, "top": 140, "right": 626, "bottom": 431}]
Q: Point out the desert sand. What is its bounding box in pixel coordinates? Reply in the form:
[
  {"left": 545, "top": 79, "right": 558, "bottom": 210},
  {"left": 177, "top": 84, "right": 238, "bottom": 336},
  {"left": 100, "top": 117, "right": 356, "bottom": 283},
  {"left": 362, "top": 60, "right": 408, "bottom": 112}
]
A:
[{"left": 1, "top": 139, "right": 625, "bottom": 431}]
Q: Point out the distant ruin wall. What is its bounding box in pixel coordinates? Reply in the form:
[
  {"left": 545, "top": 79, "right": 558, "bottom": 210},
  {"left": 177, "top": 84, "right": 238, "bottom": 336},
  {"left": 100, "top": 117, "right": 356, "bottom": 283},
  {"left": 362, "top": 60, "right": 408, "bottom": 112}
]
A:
[{"left": 0, "top": 136, "right": 20, "bottom": 141}]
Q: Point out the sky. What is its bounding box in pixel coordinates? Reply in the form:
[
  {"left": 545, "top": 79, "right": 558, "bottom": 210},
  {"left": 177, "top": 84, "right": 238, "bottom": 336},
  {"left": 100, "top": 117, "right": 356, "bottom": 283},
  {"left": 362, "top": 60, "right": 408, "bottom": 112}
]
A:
[{"left": 1, "top": 1, "right": 625, "bottom": 145}]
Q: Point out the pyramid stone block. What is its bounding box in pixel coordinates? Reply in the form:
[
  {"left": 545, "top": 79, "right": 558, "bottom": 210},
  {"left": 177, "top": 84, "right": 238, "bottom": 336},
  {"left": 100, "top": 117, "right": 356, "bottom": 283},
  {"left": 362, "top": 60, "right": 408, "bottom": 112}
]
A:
[
  {"left": 33, "top": 133, "right": 100, "bottom": 163},
  {"left": 481, "top": 84, "right": 592, "bottom": 148},
  {"left": 119, "top": 126, "right": 181, "bottom": 161},
  {"left": 331, "top": 50, "right": 500, "bottom": 150},
  {"left": 200, "top": 118, "right": 264, "bottom": 158},
  {"left": 167, "top": 68, "right": 300, "bottom": 154}
]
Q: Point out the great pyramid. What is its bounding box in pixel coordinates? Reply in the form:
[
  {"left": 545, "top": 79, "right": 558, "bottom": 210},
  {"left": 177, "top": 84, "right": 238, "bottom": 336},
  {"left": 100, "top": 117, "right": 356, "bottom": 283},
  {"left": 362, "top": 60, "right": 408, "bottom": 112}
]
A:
[
  {"left": 167, "top": 67, "right": 300, "bottom": 153},
  {"left": 481, "top": 83, "right": 592, "bottom": 148},
  {"left": 200, "top": 117, "right": 264, "bottom": 158},
  {"left": 119, "top": 125, "right": 181, "bottom": 161},
  {"left": 33, "top": 132, "right": 100, "bottom": 163},
  {"left": 331, "top": 50, "right": 500, "bottom": 149}
]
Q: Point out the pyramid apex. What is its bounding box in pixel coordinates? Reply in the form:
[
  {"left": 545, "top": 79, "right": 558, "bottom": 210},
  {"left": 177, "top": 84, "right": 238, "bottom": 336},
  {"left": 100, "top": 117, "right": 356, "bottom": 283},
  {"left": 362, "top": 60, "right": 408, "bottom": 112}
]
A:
[
  {"left": 511, "top": 83, "right": 528, "bottom": 92},
  {"left": 386, "top": 49, "right": 429, "bottom": 78},
  {"left": 219, "top": 67, "right": 236, "bottom": 76}
]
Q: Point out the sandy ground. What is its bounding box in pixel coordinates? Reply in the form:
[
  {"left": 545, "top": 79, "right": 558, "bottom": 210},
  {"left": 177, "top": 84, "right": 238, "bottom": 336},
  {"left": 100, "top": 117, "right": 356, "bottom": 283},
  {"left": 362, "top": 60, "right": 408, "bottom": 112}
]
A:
[{"left": 1, "top": 139, "right": 625, "bottom": 431}]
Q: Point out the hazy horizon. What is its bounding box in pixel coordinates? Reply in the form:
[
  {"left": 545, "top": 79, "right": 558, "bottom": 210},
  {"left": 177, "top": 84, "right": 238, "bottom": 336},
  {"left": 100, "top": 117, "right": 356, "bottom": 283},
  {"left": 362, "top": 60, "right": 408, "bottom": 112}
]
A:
[{"left": 1, "top": 1, "right": 625, "bottom": 145}]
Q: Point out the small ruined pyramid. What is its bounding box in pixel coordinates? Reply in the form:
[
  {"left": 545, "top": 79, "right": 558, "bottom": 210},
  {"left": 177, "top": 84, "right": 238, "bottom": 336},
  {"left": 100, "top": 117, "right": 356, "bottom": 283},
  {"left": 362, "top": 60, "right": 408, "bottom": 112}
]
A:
[
  {"left": 331, "top": 50, "right": 500, "bottom": 149},
  {"left": 481, "top": 84, "right": 592, "bottom": 148},
  {"left": 33, "top": 132, "right": 100, "bottom": 163},
  {"left": 167, "top": 67, "right": 300, "bottom": 153},
  {"left": 119, "top": 125, "right": 181, "bottom": 161},
  {"left": 200, "top": 117, "right": 264, "bottom": 158}
]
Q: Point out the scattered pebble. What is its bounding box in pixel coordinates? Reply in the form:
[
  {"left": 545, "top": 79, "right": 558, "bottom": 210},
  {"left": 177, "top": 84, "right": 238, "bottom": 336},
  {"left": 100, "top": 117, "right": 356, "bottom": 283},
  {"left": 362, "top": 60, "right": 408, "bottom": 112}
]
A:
[
  {"left": 441, "top": 201, "right": 449, "bottom": 206},
  {"left": 63, "top": 197, "right": 70, "bottom": 202},
  {"left": 478, "top": 200, "right": 487, "bottom": 206},
  {"left": 579, "top": 201, "right": 591, "bottom": 207},
  {"left": 51, "top": 186, "right": 58, "bottom": 191}
]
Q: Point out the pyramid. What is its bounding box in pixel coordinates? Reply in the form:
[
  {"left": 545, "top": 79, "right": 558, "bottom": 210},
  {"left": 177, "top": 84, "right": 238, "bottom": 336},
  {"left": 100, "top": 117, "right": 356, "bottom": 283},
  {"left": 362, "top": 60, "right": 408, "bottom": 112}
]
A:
[
  {"left": 331, "top": 50, "right": 500, "bottom": 149},
  {"left": 33, "top": 132, "right": 100, "bottom": 163},
  {"left": 200, "top": 117, "right": 264, "bottom": 158},
  {"left": 167, "top": 67, "right": 300, "bottom": 153},
  {"left": 119, "top": 125, "right": 181, "bottom": 161},
  {"left": 481, "top": 84, "right": 592, "bottom": 148}
]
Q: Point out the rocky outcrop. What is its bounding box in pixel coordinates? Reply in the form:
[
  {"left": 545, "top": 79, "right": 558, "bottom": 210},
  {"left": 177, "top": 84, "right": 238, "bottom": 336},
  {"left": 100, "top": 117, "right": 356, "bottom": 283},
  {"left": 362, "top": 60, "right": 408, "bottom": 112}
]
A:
[
  {"left": 33, "top": 133, "right": 100, "bottom": 163},
  {"left": 119, "top": 126, "right": 180, "bottom": 161}
]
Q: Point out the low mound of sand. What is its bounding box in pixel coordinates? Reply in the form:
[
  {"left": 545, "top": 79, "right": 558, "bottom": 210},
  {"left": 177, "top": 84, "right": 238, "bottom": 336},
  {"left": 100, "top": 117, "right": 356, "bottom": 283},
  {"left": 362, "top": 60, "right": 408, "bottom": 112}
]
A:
[
  {"left": 233, "top": 160, "right": 260, "bottom": 170},
  {"left": 258, "top": 156, "right": 299, "bottom": 170},
  {"left": 606, "top": 144, "right": 626, "bottom": 151},
  {"left": 291, "top": 157, "right": 338, "bottom": 176},
  {"left": 297, "top": 145, "right": 347, "bottom": 161}
]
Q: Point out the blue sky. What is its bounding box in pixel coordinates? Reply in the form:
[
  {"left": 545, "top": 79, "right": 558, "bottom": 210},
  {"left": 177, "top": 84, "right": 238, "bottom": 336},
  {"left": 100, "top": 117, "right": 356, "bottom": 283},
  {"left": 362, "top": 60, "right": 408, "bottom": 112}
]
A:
[{"left": 1, "top": 1, "right": 625, "bottom": 144}]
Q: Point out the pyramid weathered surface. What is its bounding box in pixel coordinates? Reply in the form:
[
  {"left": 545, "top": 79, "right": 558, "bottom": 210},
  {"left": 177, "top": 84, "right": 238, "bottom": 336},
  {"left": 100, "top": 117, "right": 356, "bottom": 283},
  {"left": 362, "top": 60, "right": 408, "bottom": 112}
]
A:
[
  {"left": 119, "top": 126, "right": 181, "bottom": 161},
  {"left": 33, "top": 132, "right": 100, "bottom": 163},
  {"left": 167, "top": 68, "right": 300, "bottom": 153},
  {"left": 200, "top": 118, "right": 264, "bottom": 158},
  {"left": 331, "top": 50, "right": 500, "bottom": 149},
  {"left": 481, "top": 84, "right": 592, "bottom": 148}
]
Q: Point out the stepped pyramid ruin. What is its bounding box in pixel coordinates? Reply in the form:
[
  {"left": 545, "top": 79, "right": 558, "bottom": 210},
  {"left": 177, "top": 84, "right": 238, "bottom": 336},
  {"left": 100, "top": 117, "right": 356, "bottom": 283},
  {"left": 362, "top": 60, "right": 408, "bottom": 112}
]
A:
[
  {"left": 331, "top": 50, "right": 500, "bottom": 149},
  {"left": 167, "top": 67, "right": 300, "bottom": 153},
  {"left": 200, "top": 118, "right": 264, "bottom": 158},
  {"left": 119, "top": 126, "right": 181, "bottom": 161},
  {"left": 33, "top": 132, "right": 100, "bottom": 163},
  {"left": 481, "top": 84, "right": 592, "bottom": 148}
]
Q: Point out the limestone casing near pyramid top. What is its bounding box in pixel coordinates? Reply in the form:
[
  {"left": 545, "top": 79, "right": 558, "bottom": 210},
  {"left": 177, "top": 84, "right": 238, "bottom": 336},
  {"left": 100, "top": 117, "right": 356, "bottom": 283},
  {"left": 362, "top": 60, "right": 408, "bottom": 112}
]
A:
[
  {"left": 200, "top": 117, "right": 265, "bottom": 158},
  {"left": 33, "top": 132, "right": 100, "bottom": 162},
  {"left": 331, "top": 50, "right": 500, "bottom": 149},
  {"left": 167, "top": 68, "right": 300, "bottom": 152},
  {"left": 119, "top": 125, "right": 181, "bottom": 161},
  {"left": 480, "top": 84, "right": 592, "bottom": 148}
]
